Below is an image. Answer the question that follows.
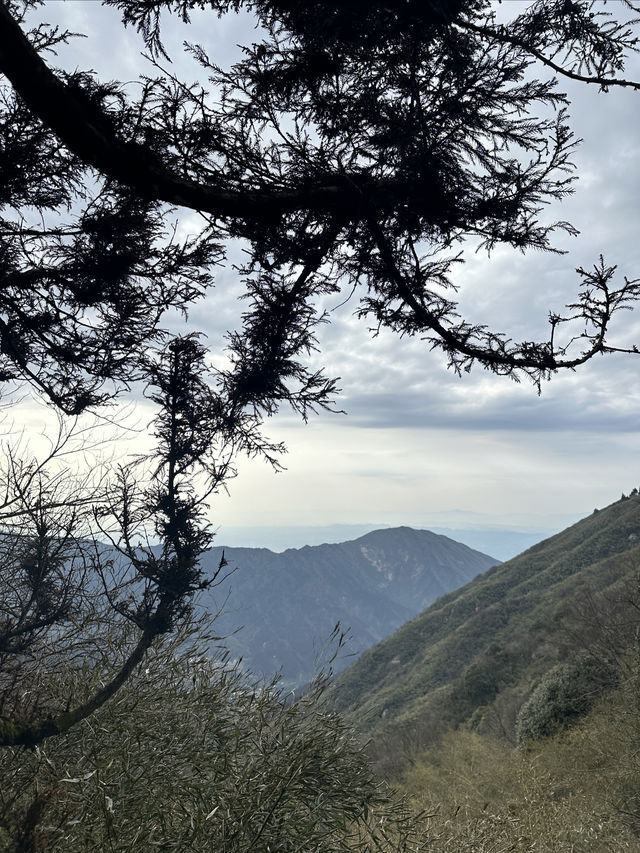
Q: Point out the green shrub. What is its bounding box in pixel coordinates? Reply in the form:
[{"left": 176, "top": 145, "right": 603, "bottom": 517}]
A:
[{"left": 516, "top": 655, "right": 617, "bottom": 746}]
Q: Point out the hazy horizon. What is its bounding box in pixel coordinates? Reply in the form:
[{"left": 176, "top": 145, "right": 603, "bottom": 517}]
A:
[{"left": 212, "top": 519, "right": 580, "bottom": 561}]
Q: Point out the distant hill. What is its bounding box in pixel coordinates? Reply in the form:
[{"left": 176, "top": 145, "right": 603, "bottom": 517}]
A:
[
  {"left": 328, "top": 494, "right": 640, "bottom": 776},
  {"left": 199, "top": 527, "right": 499, "bottom": 687},
  {"left": 427, "top": 526, "right": 557, "bottom": 561}
]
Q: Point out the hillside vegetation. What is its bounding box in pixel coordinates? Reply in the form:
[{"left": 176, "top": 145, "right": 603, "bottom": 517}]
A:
[
  {"left": 329, "top": 494, "right": 640, "bottom": 778},
  {"left": 401, "top": 678, "right": 640, "bottom": 851}
]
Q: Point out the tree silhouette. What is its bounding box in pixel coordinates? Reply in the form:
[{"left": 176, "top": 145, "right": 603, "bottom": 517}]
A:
[
  {"left": 0, "top": 0, "right": 639, "bottom": 415},
  {"left": 0, "top": 0, "right": 638, "bottom": 748},
  {"left": 0, "top": 338, "right": 232, "bottom": 747}
]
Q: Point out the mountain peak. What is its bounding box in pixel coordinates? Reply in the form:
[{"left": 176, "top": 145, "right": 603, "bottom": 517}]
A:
[{"left": 201, "top": 526, "right": 499, "bottom": 688}]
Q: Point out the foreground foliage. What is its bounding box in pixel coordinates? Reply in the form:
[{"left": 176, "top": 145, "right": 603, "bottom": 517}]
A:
[{"left": 0, "top": 618, "right": 427, "bottom": 852}]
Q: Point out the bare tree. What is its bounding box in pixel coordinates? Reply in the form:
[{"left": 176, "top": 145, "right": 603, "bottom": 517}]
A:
[{"left": 0, "top": 339, "right": 233, "bottom": 747}]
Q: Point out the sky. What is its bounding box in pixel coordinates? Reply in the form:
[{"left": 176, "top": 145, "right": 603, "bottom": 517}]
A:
[{"left": 12, "top": 1, "right": 640, "bottom": 557}]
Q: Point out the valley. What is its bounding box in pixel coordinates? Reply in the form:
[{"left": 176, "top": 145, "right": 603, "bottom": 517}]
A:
[
  {"left": 198, "top": 495, "right": 640, "bottom": 847},
  {"left": 200, "top": 526, "right": 499, "bottom": 687}
]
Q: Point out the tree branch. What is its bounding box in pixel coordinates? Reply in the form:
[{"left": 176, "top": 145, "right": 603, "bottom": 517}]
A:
[
  {"left": 0, "top": 4, "right": 395, "bottom": 222},
  {"left": 365, "top": 218, "right": 640, "bottom": 380},
  {"left": 460, "top": 18, "right": 640, "bottom": 91},
  {"left": 0, "top": 624, "right": 155, "bottom": 747}
]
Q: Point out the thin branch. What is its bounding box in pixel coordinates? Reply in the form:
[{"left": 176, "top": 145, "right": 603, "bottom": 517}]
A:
[
  {"left": 460, "top": 18, "right": 640, "bottom": 91},
  {"left": 0, "top": 626, "right": 155, "bottom": 747},
  {"left": 0, "top": 5, "right": 396, "bottom": 222}
]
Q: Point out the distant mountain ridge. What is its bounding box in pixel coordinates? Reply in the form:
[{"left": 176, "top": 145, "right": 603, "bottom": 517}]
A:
[
  {"left": 199, "top": 527, "right": 499, "bottom": 687},
  {"left": 210, "top": 524, "right": 555, "bottom": 561}
]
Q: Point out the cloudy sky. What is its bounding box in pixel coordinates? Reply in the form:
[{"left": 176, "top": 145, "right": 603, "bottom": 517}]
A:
[{"left": 15, "top": 1, "right": 640, "bottom": 556}]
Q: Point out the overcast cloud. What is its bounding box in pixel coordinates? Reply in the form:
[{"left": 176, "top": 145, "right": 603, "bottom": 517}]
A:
[{"left": 14, "top": 2, "right": 640, "bottom": 552}]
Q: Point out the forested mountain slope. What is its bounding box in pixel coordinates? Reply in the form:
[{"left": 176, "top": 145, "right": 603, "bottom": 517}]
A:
[
  {"left": 328, "top": 494, "right": 640, "bottom": 775},
  {"left": 199, "top": 527, "right": 498, "bottom": 687}
]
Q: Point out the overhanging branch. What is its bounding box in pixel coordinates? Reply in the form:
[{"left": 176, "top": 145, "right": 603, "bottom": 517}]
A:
[
  {"left": 365, "top": 218, "right": 640, "bottom": 380},
  {"left": 0, "top": 4, "right": 393, "bottom": 222},
  {"left": 460, "top": 17, "right": 640, "bottom": 92}
]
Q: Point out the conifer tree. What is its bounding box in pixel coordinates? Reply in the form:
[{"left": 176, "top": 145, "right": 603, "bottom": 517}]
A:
[{"left": 0, "top": 0, "right": 638, "bottom": 746}]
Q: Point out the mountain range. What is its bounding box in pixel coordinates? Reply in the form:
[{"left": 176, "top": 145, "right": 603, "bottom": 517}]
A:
[
  {"left": 199, "top": 527, "right": 499, "bottom": 687},
  {"left": 210, "top": 524, "right": 555, "bottom": 561}
]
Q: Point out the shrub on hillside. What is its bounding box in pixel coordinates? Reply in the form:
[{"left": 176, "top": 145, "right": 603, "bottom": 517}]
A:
[{"left": 516, "top": 655, "right": 617, "bottom": 746}]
